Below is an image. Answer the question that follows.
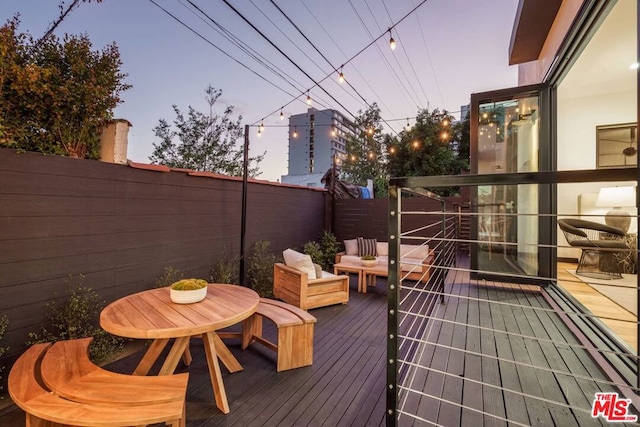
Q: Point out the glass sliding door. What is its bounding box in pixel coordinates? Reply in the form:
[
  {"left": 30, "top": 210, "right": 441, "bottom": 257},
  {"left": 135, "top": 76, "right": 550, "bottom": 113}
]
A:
[{"left": 470, "top": 85, "right": 552, "bottom": 282}]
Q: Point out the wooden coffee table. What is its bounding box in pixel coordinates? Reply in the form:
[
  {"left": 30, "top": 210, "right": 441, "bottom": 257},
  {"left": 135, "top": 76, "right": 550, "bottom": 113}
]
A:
[
  {"left": 334, "top": 261, "right": 388, "bottom": 293},
  {"left": 333, "top": 262, "right": 366, "bottom": 292}
]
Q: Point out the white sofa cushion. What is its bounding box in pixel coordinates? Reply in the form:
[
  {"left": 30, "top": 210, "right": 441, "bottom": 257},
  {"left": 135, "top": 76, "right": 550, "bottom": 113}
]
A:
[
  {"left": 400, "top": 244, "right": 429, "bottom": 259},
  {"left": 344, "top": 239, "right": 358, "bottom": 255},
  {"left": 376, "top": 241, "right": 389, "bottom": 256},
  {"left": 283, "top": 249, "right": 317, "bottom": 279}
]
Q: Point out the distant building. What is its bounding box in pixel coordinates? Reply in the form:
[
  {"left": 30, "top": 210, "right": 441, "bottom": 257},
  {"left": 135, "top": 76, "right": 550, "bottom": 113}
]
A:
[{"left": 281, "top": 108, "right": 355, "bottom": 187}]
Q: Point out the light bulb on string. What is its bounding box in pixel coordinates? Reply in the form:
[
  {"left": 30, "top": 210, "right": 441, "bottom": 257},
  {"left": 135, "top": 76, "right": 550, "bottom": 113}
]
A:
[
  {"left": 331, "top": 127, "right": 337, "bottom": 137},
  {"left": 389, "top": 147, "right": 396, "bottom": 154},
  {"left": 442, "top": 118, "right": 449, "bottom": 127},
  {"left": 257, "top": 128, "right": 262, "bottom": 137},
  {"left": 389, "top": 29, "right": 396, "bottom": 50},
  {"left": 405, "top": 119, "right": 411, "bottom": 132},
  {"left": 259, "top": 120, "right": 264, "bottom": 132},
  {"left": 338, "top": 66, "right": 345, "bottom": 83},
  {"left": 368, "top": 152, "right": 374, "bottom": 159},
  {"left": 412, "top": 140, "right": 419, "bottom": 149},
  {"left": 293, "top": 127, "right": 298, "bottom": 138},
  {"left": 306, "top": 91, "right": 312, "bottom": 105},
  {"left": 441, "top": 131, "right": 448, "bottom": 140},
  {"left": 280, "top": 109, "right": 284, "bottom": 121},
  {"left": 367, "top": 127, "right": 373, "bottom": 135}
]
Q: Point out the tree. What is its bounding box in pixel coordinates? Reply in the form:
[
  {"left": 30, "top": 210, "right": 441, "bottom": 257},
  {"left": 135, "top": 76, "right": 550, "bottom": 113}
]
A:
[
  {"left": 0, "top": 17, "right": 130, "bottom": 158},
  {"left": 385, "top": 108, "right": 463, "bottom": 196},
  {"left": 149, "top": 86, "right": 264, "bottom": 177},
  {"left": 340, "top": 103, "right": 388, "bottom": 197}
]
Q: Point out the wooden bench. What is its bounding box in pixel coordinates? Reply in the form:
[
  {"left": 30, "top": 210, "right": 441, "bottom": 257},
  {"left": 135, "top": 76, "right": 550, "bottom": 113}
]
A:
[
  {"left": 9, "top": 338, "right": 188, "bottom": 427},
  {"left": 240, "top": 298, "right": 317, "bottom": 372}
]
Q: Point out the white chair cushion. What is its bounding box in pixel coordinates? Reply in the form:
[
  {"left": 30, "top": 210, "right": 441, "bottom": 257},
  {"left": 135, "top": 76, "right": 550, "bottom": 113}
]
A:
[{"left": 283, "top": 249, "right": 317, "bottom": 279}]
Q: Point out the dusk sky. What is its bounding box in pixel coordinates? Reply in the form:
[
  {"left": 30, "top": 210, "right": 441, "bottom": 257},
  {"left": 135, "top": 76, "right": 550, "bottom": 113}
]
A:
[{"left": 2, "top": 0, "right": 519, "bottom": 181}]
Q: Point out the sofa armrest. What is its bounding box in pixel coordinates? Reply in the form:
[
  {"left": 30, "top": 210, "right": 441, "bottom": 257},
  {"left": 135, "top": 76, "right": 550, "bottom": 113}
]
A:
[{"left": 335, "top": 252, "right": 345, "bottom": 264}]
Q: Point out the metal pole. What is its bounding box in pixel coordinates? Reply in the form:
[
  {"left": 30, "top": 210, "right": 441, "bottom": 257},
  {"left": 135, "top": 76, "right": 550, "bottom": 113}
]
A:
[{"left": 240, "top": 125, "right": 249, "bottom": 286}]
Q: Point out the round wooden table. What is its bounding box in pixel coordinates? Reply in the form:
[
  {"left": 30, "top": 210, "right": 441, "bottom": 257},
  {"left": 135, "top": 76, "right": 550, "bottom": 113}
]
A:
[{"left": 100, "top": 283, "right": 259, "bottom": 414}]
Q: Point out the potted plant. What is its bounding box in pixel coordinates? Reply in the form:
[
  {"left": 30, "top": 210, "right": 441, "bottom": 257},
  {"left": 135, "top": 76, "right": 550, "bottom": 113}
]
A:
[
  {"left": 360, "top": 255, "right": 377, "bottom": 267},
  {"left": 170, "top": 278, "right": 208, "bottom": 304}
]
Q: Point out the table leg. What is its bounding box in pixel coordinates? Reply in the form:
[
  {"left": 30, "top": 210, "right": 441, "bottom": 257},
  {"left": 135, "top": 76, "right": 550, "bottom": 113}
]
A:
[
  {"left": 133, "top": 338, "right": 170, "bottom": 375},
  {"left": 202, "top": 331, "right": 230, "bottom": 414},
  {"left": 210, "top": 332, "right": 243, "bottom": 373},
  {"left": 158, "top": 337, "right": 191, "bottom": 375}
]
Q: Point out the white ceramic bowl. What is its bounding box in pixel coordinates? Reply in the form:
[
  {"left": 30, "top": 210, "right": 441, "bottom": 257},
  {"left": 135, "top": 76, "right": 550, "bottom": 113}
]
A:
[
  {"left": 361, "top": 259, "right": 377, "bottom": 267},
  {"left": 170, "top": 286, "right": 207, "bottom": 304}
]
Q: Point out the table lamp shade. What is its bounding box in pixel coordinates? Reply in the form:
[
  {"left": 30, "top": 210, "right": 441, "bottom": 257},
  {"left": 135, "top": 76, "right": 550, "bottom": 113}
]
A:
[{"left": 596, "top": 186, "right": 636, "bottom": 233}]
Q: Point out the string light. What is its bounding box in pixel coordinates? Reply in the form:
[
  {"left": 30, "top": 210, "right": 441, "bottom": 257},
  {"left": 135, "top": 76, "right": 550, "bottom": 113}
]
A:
[
  {"left": 389, "top": 29, "right": 396, "bottom": 50},
  {"left": 405, "top": 119, "right": 411, "bottom": 132},
  {"left": 257, "top": 128, "right": 262, "bottom": 137},
  {"left": 368, "top": 152, "right": 374, "bottom": 159},
  {"left": 259, "top": 120, "right": 264, "bottom": 132},
  {"left": 442, "top": 118, "right": 449, "bottom": 127},
  {"left": 331, "top": 127, "right": 337, "bottom": 137},
  {"left": 367, "top": 127, "right": 373, "bottom": 135},
  {"left": 350, "top": 154, "right": 356, "bottom": 161},
  {"left": 293, "top": 127, "right": 298, "bottom": 138},
  {"left": 412, "top": 140, "right": 419, "bottom": 149},
  {"left": 280, "top": 109, "right": 284, "bottom": 120},
  {"left": 389, "top": 147, "right": 396, "bottom": 154},
  {"left": 441, "top": 131, "right": 448, "bottom": 140},
  {"left": 338, "top": 66, "right": 345, "bottom": 83},
  {"left": 306, "top": 91, "right": 312, "bottom": 105}
]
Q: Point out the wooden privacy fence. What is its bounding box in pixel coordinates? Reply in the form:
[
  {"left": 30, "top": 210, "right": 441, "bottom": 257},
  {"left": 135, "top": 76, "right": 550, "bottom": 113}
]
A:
[{"left": 0, "top": 148, "right": 327, "bottom": 361}]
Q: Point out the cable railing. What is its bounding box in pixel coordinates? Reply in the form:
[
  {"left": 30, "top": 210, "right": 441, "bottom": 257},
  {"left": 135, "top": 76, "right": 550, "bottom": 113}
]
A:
[{"left": 386, "top": 169, "right": 639, "bottom": 426}]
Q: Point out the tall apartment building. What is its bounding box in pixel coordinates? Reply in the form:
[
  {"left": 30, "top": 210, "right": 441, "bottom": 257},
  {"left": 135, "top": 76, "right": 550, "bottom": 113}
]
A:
[{"left": 280, "top": 108, "right": 355, "bottom": 187}]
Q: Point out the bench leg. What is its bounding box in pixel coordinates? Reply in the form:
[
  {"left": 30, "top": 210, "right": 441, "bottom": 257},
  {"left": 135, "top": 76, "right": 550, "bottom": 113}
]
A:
[
  {"left": 242, "top": 314, "right": 263, "bottom": 349},
  {"left": 277, "top": 323, "right": 314, "bottom": 372}
]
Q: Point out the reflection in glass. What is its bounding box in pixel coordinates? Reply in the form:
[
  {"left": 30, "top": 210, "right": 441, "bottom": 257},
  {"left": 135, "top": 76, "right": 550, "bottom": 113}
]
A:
[{"left": 477, "top": 96, "right": 539, "bottom": 277}]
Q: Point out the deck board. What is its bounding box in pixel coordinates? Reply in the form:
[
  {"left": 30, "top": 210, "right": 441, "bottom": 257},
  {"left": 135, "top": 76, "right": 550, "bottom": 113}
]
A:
[{"left": 1, "top": 255, "right": 634, "bottom": 426}]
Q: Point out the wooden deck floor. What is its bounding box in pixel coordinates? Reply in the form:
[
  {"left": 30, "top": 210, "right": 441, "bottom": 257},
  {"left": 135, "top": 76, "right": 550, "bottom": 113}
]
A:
[
  {"left": 397, "top": 254, "right": 637, "bottom": 426},
  {"left": 1, "top": 256, "right": 636, "bottom": 426}
]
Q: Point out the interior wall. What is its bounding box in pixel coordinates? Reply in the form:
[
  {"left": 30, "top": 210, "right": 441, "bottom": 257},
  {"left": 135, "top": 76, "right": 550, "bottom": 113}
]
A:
[{"left": 553, "top": 0, "right": 637, "bottom": 259}]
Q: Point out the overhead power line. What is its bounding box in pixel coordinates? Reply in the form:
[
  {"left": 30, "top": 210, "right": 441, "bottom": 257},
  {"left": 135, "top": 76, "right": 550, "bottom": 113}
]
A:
[
  {"left": 380, "top": 0, "right": 431, "bottom": 108},
  {"left": 268, "top": 0, "right": 401, "bottom": 135},
  {"left": 300, "top": 0, "right": 397, "bottom": 118},
  {"left": 148, "top": 0, "right": 299, "bottom": 101},
  {"left": 220, "top": 0, "right": 359, "bottom": 120}
]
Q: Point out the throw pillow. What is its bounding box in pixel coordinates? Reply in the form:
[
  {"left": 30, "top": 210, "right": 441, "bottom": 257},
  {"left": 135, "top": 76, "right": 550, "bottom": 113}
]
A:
[
  {"left": 282, "top": 249, "right": 317, "bottom": 279},
  {"left": 344, "top": 239, "right": 358, "bottom": 255},
  {"left": 313, "top": 263, "right": 323, "bottom": 278},
  {"left": 357, "top": 237, "right": 377, "bottom": 257}
]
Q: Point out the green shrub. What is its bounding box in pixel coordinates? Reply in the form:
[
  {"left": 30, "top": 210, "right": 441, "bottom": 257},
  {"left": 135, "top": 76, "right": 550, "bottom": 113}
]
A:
[
  {"left": 154, "top": 266, "right": 183, "bottom": 288},
  {"left": 246, "top": 240, "right": 281, "bottom": 298},
  {"left": 27, "top": 275, "right": 124, "bottom": 364},
  {"left": 304, "top": 230, "right": 340, "bottom": 271},
  {"left": 210, "top": 251, "right": 240, "bottom": 285}
]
